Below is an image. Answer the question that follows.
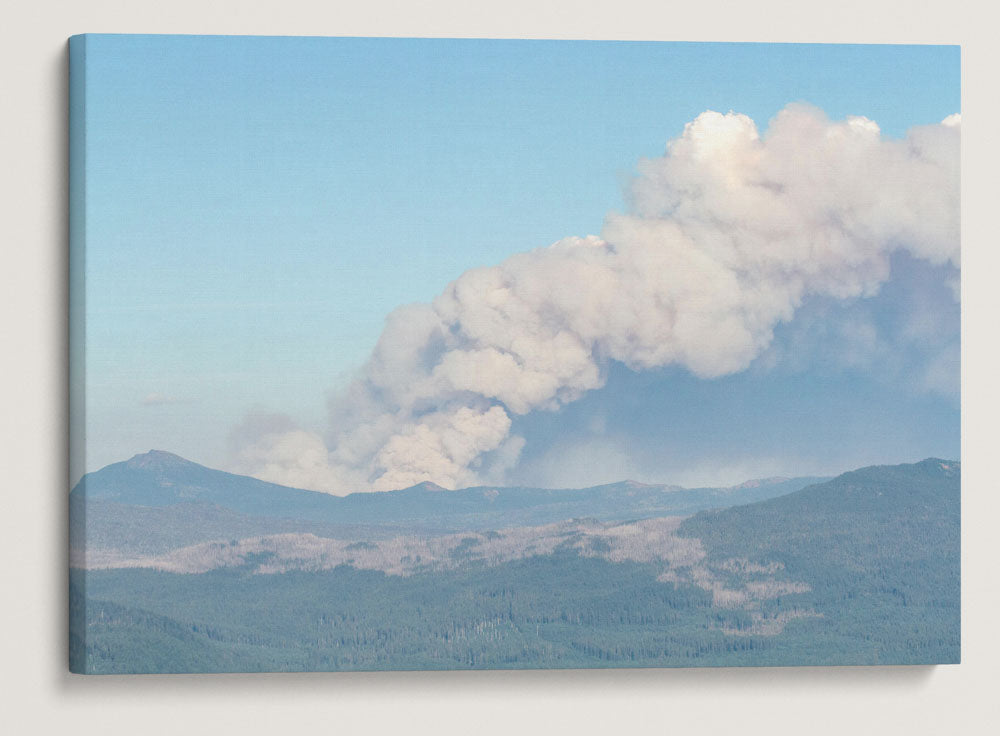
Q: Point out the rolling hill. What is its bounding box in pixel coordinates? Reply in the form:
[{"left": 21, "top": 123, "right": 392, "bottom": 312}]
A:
[
  {"left": 71, "top": 450, "right": 826, "bottom": 555},
  {"left": 70, "top": 458, "right": 960, "bottom": 672}
]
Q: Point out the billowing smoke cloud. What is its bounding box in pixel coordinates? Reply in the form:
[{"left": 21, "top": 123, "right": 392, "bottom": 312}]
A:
[{"left": 231, "top": 104, "right": 960, "bottom": 494}]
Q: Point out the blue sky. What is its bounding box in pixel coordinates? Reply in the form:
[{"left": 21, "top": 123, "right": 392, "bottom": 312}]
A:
[{"left": 73, "top": 36, "right": 960, "bottom": 486}]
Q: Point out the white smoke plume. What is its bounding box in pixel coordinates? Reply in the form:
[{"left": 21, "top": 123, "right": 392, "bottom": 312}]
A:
[{"left": 231, "top": 104, "right": 960, "bottom": 494}]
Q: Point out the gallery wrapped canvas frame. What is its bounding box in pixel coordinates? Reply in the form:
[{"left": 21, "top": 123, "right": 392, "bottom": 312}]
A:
[{"left": 68, "top": 34, "right": 960, "bottom": 674}]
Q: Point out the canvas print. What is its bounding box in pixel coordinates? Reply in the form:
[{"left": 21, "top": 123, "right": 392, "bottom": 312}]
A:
[{"left": 68, "top": 35, "right": 960, "bottom": 673}]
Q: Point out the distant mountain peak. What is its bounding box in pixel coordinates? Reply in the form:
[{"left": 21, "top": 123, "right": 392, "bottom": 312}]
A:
[
  {"left": 124, "top": 450, "right": 195, "bottom": 471},
  {"left": 404, "top": 481, "right": 448, "bottom": 493}
]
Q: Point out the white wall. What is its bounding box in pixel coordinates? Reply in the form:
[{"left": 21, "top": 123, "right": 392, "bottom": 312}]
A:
[{"left": 2, "top": 2, "right": 997, "bottom": 734}]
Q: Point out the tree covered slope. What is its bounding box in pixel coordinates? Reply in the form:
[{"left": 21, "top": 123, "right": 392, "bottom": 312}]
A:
[
  {"left": 70, "top": 459, "right": 959, "bottom": 673},
  {"left": 71, "top": 450, "right": 825, "bottom": 553}
]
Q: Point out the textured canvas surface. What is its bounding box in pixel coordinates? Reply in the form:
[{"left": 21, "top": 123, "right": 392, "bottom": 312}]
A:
[{"left": 69, "top": 35, "right": 960, "bottom": 673}]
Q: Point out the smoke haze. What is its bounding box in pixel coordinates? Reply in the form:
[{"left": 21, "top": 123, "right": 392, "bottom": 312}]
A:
[{"left": 230, "top": 104, "right": 960, "bottom": 494}]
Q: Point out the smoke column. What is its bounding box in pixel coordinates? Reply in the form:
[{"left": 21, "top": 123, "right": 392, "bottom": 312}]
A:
[{"left": 231, "top": 104, "right": 960, "bottom": 494}]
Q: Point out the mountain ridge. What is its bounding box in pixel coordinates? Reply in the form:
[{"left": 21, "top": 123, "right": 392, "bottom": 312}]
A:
[
  {"left": 70, "top": 450, "right": 832, "bottom": 551},
  {"left": 72, "top": 456, "right": 961, "bottom": 672},
  {"left": 75, "top": 449, "right": 829, "bottom": 500}
]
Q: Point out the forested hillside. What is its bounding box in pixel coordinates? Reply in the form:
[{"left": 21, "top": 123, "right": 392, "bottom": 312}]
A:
[
  {"left": 70, "top": 459, "right": 960, "bottom": 672},
  {"left": 71, "top": 450, "right": 824, "bottom": 555}
]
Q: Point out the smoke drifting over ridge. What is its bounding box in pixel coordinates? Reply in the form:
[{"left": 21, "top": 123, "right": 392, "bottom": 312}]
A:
[{"left": 231, "top": 104, "right": 960, "bottom": 494}]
